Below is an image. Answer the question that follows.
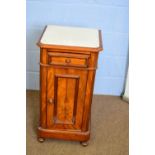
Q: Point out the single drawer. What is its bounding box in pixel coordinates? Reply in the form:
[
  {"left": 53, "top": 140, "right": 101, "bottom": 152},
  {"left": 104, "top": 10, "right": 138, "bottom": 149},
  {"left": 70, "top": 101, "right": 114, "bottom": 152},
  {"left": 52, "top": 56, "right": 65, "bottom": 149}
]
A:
[{"left": 47, "top": 52, "right": 90, "bottom": 68}]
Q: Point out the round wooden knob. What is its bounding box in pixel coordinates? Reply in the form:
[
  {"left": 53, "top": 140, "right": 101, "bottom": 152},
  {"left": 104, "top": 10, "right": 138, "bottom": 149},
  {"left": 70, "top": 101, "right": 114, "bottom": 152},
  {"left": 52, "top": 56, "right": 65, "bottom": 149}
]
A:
[
  {"left": 65, "top": 59, "right": 71, "bottom": 64},
  {"left": 48, "top": 98, "right": 54, "bottom": 104}
]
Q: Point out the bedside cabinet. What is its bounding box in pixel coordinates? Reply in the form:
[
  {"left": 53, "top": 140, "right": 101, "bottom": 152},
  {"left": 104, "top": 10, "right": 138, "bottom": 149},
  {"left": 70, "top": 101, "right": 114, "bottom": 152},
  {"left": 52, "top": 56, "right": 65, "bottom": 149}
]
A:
[{"left": 37, "top": 25, "right": 103, "bottom": 146}]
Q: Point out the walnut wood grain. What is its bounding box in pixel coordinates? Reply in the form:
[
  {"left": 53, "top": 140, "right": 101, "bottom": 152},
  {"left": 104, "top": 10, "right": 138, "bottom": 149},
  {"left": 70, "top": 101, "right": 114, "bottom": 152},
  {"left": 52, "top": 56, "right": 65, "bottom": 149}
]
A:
[
  {"left": 37, "top": 25, "right": 103, "bottom": 144},
  {"left": 40, "top": 48, "right": 47, "bottom": 128},
  {"left": 46, "top": 68, "right": 88, "bottom": 130},
  {"left": 38, "top": 126, "right": 90, "bottom": 142}
]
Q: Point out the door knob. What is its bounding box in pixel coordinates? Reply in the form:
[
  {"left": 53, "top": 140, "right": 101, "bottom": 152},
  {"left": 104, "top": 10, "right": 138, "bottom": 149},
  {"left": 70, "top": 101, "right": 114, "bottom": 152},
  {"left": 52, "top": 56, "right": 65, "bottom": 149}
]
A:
[
  {"left": 65, "top": 59, "right": 71, "bottom": 64},
  {"left": 48, "top": 98, "right": 54, "bottom": 104}
]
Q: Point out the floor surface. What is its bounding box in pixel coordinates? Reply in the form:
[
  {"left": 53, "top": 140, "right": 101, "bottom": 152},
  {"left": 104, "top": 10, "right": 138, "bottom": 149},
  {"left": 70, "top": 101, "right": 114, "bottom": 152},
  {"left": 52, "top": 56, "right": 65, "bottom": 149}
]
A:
[{"left": 26, "top": 90, "right": 129, "bottom": 155}]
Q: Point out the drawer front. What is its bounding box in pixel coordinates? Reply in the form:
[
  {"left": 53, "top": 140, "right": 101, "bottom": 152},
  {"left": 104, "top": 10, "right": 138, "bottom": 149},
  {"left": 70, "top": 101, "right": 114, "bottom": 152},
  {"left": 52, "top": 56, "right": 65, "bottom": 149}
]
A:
[{"left": 47, "top": 52, "right": 89, "bottom": 68}]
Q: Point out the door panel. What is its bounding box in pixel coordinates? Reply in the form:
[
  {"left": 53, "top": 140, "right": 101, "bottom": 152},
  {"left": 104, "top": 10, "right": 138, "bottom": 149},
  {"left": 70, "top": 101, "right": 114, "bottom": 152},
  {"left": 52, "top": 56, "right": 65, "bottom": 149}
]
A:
[
  {"left": 54, "top": 74, "right": 79, "bottom": 125},
  {"left": 47, "top": 67, "right": 88, "bottom": 130}
]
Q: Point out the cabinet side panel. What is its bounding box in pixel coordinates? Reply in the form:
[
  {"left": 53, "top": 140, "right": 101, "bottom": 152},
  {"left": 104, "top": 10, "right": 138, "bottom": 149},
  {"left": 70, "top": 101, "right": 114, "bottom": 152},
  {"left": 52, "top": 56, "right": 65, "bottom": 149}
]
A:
[
  {"left": 40, "top": 48, "right": 47, "bottom": 128},
  {"left": 82, "top": 53, "right": 99, "bottom": 131}
]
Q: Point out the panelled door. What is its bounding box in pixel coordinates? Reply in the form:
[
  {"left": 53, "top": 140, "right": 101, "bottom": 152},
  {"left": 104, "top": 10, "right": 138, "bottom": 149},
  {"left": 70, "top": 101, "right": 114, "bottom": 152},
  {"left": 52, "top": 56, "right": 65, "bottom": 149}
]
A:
[{"left": 46, "top": 67, "right": 88, "bottom": 130}]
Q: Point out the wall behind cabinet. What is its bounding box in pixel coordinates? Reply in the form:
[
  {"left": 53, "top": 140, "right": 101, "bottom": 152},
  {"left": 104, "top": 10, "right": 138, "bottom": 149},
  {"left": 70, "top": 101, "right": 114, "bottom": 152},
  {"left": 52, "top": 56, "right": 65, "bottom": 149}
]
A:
[{"left": 26, "top": 0, "right": 129, "bottom": 95}]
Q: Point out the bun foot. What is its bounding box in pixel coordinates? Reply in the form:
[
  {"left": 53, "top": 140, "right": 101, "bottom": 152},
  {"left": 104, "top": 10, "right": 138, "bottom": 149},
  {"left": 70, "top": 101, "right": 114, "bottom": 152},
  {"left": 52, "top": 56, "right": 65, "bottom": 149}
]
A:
[
  {"left": 80, "top": 141, "right": 88, "bottom": 146},
  {"left": 38, "top": 137, "right": 45, "bottom": 143}
]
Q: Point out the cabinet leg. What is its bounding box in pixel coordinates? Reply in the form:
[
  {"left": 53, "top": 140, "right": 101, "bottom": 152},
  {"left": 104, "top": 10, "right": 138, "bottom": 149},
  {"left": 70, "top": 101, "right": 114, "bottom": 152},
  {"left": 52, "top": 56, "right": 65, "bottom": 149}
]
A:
[
  {"left": 80, "top": 141, "right": 89, "bottom": 146},
  {"left": 38, "top": 137, "right": 45, "bottom": 143}
]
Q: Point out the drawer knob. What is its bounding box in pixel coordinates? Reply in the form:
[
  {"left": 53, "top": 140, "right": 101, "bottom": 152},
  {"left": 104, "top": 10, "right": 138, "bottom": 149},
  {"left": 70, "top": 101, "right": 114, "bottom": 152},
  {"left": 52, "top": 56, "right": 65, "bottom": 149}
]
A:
[
  {"left": 65, "top": 59, "right": 71, "bottom": 64},
  {"left": 48, "top": 98, "right": 54, "bottom": 104}
]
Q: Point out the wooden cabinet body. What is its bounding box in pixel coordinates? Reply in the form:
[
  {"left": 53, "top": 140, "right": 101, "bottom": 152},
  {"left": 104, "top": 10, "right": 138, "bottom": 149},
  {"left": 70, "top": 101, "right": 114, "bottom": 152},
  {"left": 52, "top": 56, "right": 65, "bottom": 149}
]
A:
[{"left": 37, "top": 25, "right": 103, "bottom": 143}]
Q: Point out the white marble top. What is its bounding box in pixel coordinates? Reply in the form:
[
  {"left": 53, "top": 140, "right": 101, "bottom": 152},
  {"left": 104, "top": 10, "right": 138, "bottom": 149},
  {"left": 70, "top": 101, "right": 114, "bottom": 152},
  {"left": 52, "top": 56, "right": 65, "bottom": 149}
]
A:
[{"left": 40, "top": 25, "right": 100, "bottom": 48}]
